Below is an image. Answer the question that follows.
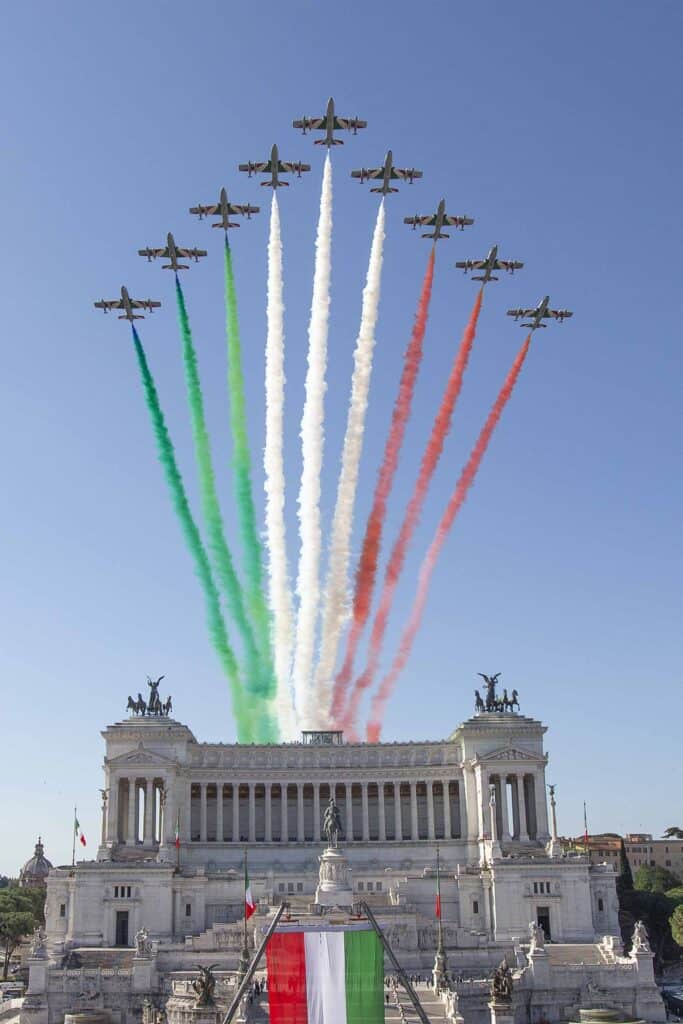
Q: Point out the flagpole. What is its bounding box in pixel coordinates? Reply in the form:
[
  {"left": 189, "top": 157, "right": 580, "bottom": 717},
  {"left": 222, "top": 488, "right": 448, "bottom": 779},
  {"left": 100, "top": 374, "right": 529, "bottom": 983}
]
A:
[
  {"left": 72, "top": 806, "right": 77, "bottom": 868},
  {"left": 238, "top": 847, "right": 250, "bottom": 981},
  {"left": 176, "top": 811, "right": 180, "bottom": 873},
  {"left": 432, "top": 842, "right": 447, "bottom": 991}
]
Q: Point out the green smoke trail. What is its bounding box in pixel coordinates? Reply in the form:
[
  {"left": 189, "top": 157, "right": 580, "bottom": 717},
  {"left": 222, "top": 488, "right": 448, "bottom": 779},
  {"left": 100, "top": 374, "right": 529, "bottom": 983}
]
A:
[
  {"left": 130, "top": 325, "right": 253, "bottom": 741},
  {"left": 174, "top": 278, "right": 278, "bottom": 742},
  {"left": 223, "top": 238, "right": 275, "bottom": 685}
]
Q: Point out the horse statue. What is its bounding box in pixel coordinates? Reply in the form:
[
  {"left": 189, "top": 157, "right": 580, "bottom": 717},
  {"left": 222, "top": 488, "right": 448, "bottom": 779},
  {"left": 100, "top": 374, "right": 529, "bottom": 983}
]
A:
[
  {"left": 510, "top": 689, "right": 520, "bottom": 711},
  {"left": 137, "top": 692, "right": 148, "bottom": 716},
  {"left": 127, "top": 694, "right": 147, "bottom": 716},
  {"left": 163, "top": 695, "right": 173, "bottom": 716},
  {"left": 474, "top": 689, "right": 485, "bottom": 713}
]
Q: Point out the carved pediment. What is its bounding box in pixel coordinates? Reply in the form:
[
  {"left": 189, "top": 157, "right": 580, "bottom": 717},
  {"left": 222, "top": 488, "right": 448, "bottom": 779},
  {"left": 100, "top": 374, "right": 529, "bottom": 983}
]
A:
[
  {"left": 107, "top": 742, "right": 177, "bottom": 768},
  {"left": 476, "top": 745, "right": 541, "bottom": 763}
]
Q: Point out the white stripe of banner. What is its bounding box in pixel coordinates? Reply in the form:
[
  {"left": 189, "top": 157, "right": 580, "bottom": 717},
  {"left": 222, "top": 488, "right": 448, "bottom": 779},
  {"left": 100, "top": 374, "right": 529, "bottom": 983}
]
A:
[{"left": 304, "top": 930, "right": 347, "bottom": 1024}]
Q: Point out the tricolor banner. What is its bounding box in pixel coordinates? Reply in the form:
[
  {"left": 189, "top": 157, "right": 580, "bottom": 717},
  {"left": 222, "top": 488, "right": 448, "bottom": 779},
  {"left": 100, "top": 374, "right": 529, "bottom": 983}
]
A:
[{"left": 267, "top": 927, "right": 384, "bottom": 1024}]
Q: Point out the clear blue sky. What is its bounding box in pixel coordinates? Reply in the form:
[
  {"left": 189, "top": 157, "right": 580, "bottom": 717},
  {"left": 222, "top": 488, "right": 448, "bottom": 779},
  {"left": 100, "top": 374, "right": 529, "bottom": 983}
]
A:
[{"left": 1, "top": 0, "right": 681, "bottom": 875}]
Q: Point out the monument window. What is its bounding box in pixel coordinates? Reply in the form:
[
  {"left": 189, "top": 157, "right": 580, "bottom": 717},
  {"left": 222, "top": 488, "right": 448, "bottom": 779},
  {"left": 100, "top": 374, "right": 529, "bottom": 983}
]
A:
[
  {"left": 296, "top": 883, "right": 303, "bottom": 893},
  {"left": 358, "top": 882, "right": 364, "bottom": 892},
  {"left": 278, "top": 883, "right": 285, "bottom": 893},
  {"left": 185, "top": 904, "right": 191, "bottom": 917},
  {"left": 376, "top": 882, "right": 382, "bottom": 892},
  {"left": 473, "top": 900, "right": 479, "bottom": 915},
  {"left": 59, "top": 904, "right": 65, "bottom": 917},
  {"left": 598, "top": 898, "right": 604, "bottom": 912},
  {"left": 367, "top": 882, "right": 374, "bottom": 892},
  {"left": 287, "top": 882, "right": 293, "bottom": 893}
]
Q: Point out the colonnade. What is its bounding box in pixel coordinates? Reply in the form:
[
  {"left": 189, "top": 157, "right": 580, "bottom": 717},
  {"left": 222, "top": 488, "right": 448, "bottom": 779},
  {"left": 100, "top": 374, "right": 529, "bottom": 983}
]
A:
[
  {"left": 184, "top": 779, "right": 465, "bottom": 844},
  {"left": 487, "top": 772, "right": 542, "bottom": 840},
  {"left": 109, "top": 777, "right": 165, "bottom": 846}
]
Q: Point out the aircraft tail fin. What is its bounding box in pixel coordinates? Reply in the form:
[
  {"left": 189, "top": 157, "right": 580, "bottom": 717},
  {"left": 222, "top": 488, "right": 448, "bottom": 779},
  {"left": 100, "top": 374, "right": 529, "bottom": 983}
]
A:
[
  {"left": 212, "top": 222, "right": 239, "bottom": 229},
  {"left": 119, "top": 313, "right": 144, "bottom": 320},
  {"left": 162, "top": 263, "right": 189, "bottom": 270},
  {"left": 315, "top": 138, "right": 344, "bottom": 146},
  {"left": 370, "top": 186, "right": 398, "bottom": 193}
]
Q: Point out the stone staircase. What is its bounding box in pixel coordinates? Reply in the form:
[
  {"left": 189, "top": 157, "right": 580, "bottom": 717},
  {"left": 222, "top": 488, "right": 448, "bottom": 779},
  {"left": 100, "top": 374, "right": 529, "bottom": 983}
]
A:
[
  {"left": 546, "top": 944, "right": 604, "bottom": 967},
  {"left": 63, "top": 948, "right": 136, "bottom": 970}
]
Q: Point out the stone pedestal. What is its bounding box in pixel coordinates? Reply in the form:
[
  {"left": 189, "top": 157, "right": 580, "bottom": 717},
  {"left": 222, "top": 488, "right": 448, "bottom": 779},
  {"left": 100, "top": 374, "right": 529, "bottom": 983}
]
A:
[
  {"left": 314, "top": 846, "right": 353, "bottom": 908},
  {"left": 64, "top": 1014, "right": 111, "bottom": 1024},
  {"left": 488, "top": 1000, "right": 514, "bottom": 1024},
  {"left": 166, "top": 1007, "right": 222, "bottom": 1024}
]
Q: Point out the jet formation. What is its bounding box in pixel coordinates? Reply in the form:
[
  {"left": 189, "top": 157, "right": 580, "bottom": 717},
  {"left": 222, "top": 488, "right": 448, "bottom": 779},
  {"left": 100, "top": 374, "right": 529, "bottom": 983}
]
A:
[
  {"left": 138, "top": 233, "right": 207, "bottom": 272},
  {"left": 93, "top": 286, "right": 160, "bottom": 321},
  {"left": 404, "top": 198, "right": 474, "bottom": 240},
  {"left": 293, "top": 97, "right": 367, "bottom": 147},
  {"left": 456, "top": 245, "right": 524, "bottom": 284},
  {"left": 239, "top": 144, "right": 311, "bottom": 188},
  {"left": 351, "top": 150, "right": 423, "bottom": 194},
  {"left": 189, "top": 188, "right": 260, "bottom": 230},
  {"left": 94, "top": 97, "right": 572, "bottom": 331},
  {"left": 507, "top": 295, "right": 573, "bottom": 330}
]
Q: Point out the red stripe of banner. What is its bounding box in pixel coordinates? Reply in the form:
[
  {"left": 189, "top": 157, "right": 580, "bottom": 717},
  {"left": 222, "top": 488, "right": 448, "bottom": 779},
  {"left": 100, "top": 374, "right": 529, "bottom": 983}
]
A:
[{"left": 266, "top": 931, "right": 308, "bottom": 1024}]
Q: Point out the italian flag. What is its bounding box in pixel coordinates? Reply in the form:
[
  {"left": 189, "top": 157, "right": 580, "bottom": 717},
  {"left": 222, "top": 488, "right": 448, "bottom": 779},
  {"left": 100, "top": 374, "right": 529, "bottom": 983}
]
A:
[
  {"left": 75, "top": 814, "right": 86, "bottom": 847},
  {"left": 266, "top": 927, "right": 384, "bottom": 1024},
  {"left": 245, "top": 867, "right": 256, "bottom": 920}
]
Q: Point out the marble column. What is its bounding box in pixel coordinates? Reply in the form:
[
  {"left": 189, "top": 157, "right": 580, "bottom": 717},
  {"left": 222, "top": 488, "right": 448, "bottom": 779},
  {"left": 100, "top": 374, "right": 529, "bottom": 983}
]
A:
[
  {"left": 232, "top": 785, "right": 240, "bottom": 843},
  {"left": 410, "top": 782, "right": 419, "bottom": 840},
  {"left": 313, "top": 785, "right": 320, "bottom": 843},
  {"left": 534, "top": 772, "right": 549, "bottom": 838},
  {"left": 249, "top": 784, "right": 256, "bottom": 842},
  {"left": 361, "top": 784, "right": 370, "bottom": 841},
  {"left": 107, "top": 777, "right": 119, "bottom": 844},
  {"left": 216, "top": 785, "right": 224, "bottom": 843},
  {"left": 265, "top": 783, "right": 272, "bottom": 843},
  {"left": 443, "top": 781, "right": 452, "bottom": 840},
  {"left": 345, "top": 783, "right": 353, "bottom": 841},
  {"left": 457, "top": 780, "right": 466, "bottom": 839},
  {"left": 297, "top": 784, "right": 305, "bottom": 842},
  {"left": 281, "top": 786, "right": 288, "bottom": 842},
  {"left": 427, "top": 781, "right": 435, "bottom": 840},
  {"left": 378, "top": 784, "right": 386, "bottom": 842},
  {"left": 200, "top": 784, "right": 208, "bottom": 842},
  {"left": 143, "top": 778, "right": 154, "bottom": 845},
  {"left": 517, "top": 775, "right": 528, "bottom": 840},
  {"left": 394, "top": 783, "right": 402, "bottom": 842},
  {"left": 500, "top": 778, "right": 511, "bottom": 841},
  {"left": 126, "top": 777, "right": 137, "bottom": 845}
]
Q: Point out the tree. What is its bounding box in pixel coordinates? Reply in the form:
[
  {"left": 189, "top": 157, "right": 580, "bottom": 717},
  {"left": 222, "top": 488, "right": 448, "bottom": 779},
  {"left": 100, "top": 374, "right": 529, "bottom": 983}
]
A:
[
  {"left": 0, "top": 888, "right": 43, "bottom": 980},
  {"left": 619, "top": 888, "right": 678, "bottom": 966},
  {"left": 671, "top": 905, "right": 683, "bottom": 947},
  {"left": 664, "top": 827, "right": 683, "bottom": 840},
  {"left": 617, "top": 838, "right": 633, "bottom": 899},
  {"left": 634, "top": 864, "right": 681, "bottom": 893}
]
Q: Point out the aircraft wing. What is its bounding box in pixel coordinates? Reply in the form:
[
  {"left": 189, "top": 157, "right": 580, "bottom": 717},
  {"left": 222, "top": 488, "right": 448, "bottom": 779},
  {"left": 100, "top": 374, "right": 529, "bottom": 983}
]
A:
[
  {"left": 444, "top": 215, "right": 474, "bottom": 227},
  {"left": 497, "top": 260, "right": 524, "bottom": 272},
  {"left": 335, "top": 116, "right": 368, "bottom": 131},
  {"left": 455, "top": 259, "right": 486, "bottom": 270},
  {"left": 507, "top": 308, "right": 536, "bottom": 318},
  {"left": 351, "top": 167, "right": 383, "bottom": 180},
  {"left": 238, "top": 161, "right": 270, "bottom": 173},
  {"left": 404, "top": 214, "right": 436, "bottom": 226},
  {"left": 131, "top": 299, "right": 161, "bottom": 311},
  {"left": 231, "top": 203, "right": 260, "bottom": 216},
  {"left": 278, "top": 161, "right": 311, "bottom": 174},
  {"left": 94, "top": 299, "right": 124, "bottom": 311},
  {"left": 547, "top": 309, "right": 573, "bottom": 320},
  {"left": 293, "top": 117, "right": 324, "bottom": 130},
  {"left": 390, "top": 167, "right": 423, "bottom": 181},
  {"left": 138, "top": 247, "right": 168, "bottom": 258},
  {"left": 175, "top": 247, "right": 207, "bottom": 259},
  {"left": 189, "top": 203, "right": 219, "bottom": 217}
]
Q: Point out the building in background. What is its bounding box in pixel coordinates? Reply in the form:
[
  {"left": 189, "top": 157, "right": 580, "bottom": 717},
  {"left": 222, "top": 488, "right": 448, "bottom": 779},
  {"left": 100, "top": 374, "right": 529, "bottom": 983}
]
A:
[{"left": 19, "top": 838, "right": 52, "bottom": 890}]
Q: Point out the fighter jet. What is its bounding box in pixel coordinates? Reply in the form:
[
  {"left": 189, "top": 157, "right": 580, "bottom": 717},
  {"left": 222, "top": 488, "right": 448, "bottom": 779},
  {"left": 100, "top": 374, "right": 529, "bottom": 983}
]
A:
[
  {"left": 404, "top": 198, "right": 474, "bottom": 240},
  {"left": 238, "top": 144, "right": 311, "bottom": 188},
  {"left": 293, "top": 96, "right": 367, "bottom": 147},
  {"left": 93, "top": 286, "right": 161, "bottom": 321},
  {"left": 189, "top": 188, "right": 260, "bottom": 230},
  {"left": 506, "top": 295, "right": 573, "bottom": 330},
  {"left": 138, "top": 233, "right": 207, "bottom": 271},
  {"left": 456, "top": 245, "right": 524, "bottom": 284},
  {"left": 351, "top": 150, "right": 423, "bottom": 194}
]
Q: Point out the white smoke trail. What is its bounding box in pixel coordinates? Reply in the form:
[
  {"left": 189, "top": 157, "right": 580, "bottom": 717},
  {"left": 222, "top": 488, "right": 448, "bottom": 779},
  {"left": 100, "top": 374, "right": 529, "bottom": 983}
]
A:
[
  {"left": 313, "top": 201, "right": 386, "bottom": 724},
  {"left": 264, "top": 194, "right": 297, "bottom": 739},
  {"left": 292, "top": 154, "right": 333, "bottom": 728}
]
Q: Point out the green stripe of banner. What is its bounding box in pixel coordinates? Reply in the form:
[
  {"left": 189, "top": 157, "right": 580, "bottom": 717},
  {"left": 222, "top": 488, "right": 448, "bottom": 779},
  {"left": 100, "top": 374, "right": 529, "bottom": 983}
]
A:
[{"left": 344, "top": 930, "right": 384, "bottom": 1024}]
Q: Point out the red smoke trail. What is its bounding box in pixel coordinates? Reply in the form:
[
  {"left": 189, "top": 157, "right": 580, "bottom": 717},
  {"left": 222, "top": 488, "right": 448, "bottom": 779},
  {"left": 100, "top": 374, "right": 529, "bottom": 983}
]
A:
[
  {"left": 340, "top": 287, "right": 484, "bottom": 731},
  {"left": 366, "top": 333, "right": 532, "bottom": 742},
  {"left": 331, "top": 248, "right": 436, "bottom": 720}
]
